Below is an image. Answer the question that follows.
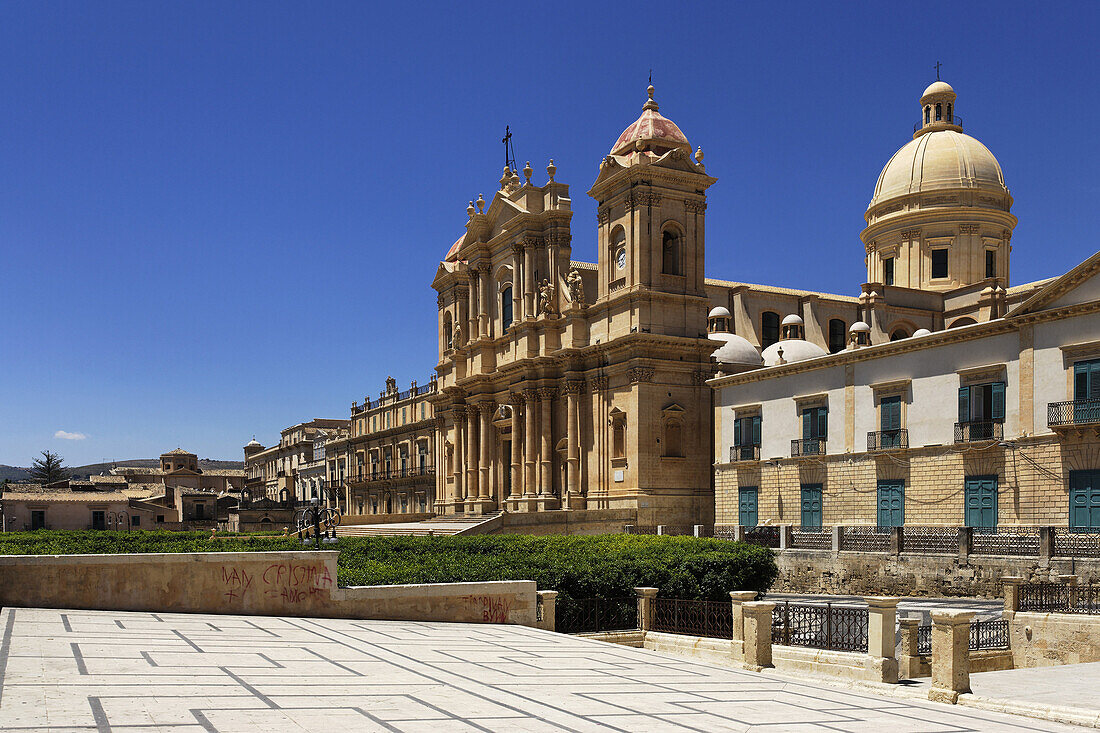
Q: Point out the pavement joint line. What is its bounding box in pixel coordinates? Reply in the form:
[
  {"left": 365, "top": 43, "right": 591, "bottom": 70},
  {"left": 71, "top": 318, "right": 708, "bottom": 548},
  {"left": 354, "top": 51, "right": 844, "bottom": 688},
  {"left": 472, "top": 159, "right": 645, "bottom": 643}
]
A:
[
  {"left": 0, "top": 608, "right": 14, "bottom": 706},
  {"left": 218, "top": 667, "right": 278, "bottom": 709},
  {"left": 61, "top": 613, "right": 73, "bottom": 633},
  {"left": 190, "top": 709, "right": 220, "bottom": 733},
  {"left": 71, "top": 642, "right": 89, "bottom": 675},
  {"left": 87, "top": 696, "right": 111, "bottom": 732},
  {"left": 171, "top": 629, "right": 204, "bottom": 653}
]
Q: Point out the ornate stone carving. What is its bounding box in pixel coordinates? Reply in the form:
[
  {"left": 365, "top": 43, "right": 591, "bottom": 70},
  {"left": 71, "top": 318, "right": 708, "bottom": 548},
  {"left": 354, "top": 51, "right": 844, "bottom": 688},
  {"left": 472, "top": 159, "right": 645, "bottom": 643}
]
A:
[
  {"left": 865, "top": 241, "right": 877, "bottom": 254},
  {"left": 629, "top": 367, "right": 655, "bottom": 383},
  {"left": 590, "top": 375, "right": 608, "bottom": 393},
  {"left": 522, "top": 388, "right": 540, "bottom": 404},
  {"left": 538, "top": 279, "right": 557, "bottom": 315},
  {"left": 537, "top": 387, "right": 557, "bottom": 401},
  {"left": 900, "top": 228, "right": 921, "bottom": 240},
  {"left": 597, "top": 208, "right": 611, "bottom": 225},
  {"left": 563, "top": 381, "right": 584, "bottom": 395},
  {"left": 452, "top": 322, "right": 463, "bottom": 347},
  {"left": 436, "top": 293, "right": 444, "bottom": 308},
  {"left": 548, "top": 233, "right": 571, "bottom": 247},
  {"left": 684, "top": 199, "right": 707, "bottom": 214},
  {"left": 1003, "top": 230, "right": 1012, "bottom": 242},
  {"left": 451, "top": 404, "right": 467, "bottom": 418},
  {"left": 477, "top": 400, "right": 497, "bottom": 415},
  {"left": 566, "top": 267, "right": 585, "bottom": 305},
  {"left": 635, "top": 191, "right": 661, "bottom": 207},
  {"left": 508, "top": 392, "right": 524, "bottom": 407},
  {"left": 523, "top": 234, "right": 544, "bottom": 249},
  {"left": 510, "top": 242, "right": 525, "bottom": 256},
  {"left": 959, "top": 224, "right": 981, "bottom": 235}
]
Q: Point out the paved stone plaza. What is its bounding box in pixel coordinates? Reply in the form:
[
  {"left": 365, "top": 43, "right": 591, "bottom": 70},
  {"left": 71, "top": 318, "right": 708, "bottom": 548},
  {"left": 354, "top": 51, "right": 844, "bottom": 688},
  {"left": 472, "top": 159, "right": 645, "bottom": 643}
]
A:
[{"left": 0, "top": 607, "right": 1077, "bottom": 732}]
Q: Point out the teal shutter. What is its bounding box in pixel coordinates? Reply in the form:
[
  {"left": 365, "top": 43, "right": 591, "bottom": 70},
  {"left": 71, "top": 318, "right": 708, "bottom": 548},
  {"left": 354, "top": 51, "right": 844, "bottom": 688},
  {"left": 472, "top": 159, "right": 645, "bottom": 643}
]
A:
[
  {"left": 800, "top": 484, "right": 823, "bottom": 528},
  {"left": 881, "top": 396, "right": 901, "bottom": 431},
  {"left": 818, "top": 407, "right": 828, "bottom": 439},
  {"left": 734, "top": 419, "right": 742, "bottom": 447},
  {"left": 752, "top": 416, "right": 762, "bottom": 445},
  {"left": 802, "top": 409, "right": 812, "bottom": 440},
  {"left": 958, "top": 386, "right": 970, "bottom": 423},
  {"left": 991, "top": 382, "right": 1005, "bottom": 421}
]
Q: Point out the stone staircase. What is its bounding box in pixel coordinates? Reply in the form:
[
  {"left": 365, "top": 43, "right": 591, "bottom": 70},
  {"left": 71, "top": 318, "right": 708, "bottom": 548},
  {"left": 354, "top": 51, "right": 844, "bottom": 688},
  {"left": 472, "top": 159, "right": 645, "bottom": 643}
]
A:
[{"left": 336, "top": 512, "right": 503, "bottom": 538}]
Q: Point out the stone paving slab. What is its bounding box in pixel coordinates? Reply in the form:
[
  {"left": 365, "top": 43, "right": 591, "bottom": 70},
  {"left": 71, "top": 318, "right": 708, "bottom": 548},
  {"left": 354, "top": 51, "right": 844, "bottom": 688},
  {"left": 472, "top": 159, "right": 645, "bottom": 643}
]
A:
[{"left": 0, "top": 607, "right": 1079, "bottom": 732}]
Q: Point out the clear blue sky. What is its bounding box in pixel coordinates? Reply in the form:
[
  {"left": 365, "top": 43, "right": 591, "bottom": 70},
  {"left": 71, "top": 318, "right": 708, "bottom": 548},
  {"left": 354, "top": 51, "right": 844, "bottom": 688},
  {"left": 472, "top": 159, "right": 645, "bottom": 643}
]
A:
[{"left": 2, "top": 1, "right": 1097, "bottom": 466}]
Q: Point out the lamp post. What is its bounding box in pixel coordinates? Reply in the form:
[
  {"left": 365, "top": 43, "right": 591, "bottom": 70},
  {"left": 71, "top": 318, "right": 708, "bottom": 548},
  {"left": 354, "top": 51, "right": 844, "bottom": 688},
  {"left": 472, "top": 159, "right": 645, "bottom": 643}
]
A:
[
  {"left": 107, "top": 511, "right": 130, "bottom": 532},
  {"left": 295, "top": 498, "right": 341, "bottom": 549}
]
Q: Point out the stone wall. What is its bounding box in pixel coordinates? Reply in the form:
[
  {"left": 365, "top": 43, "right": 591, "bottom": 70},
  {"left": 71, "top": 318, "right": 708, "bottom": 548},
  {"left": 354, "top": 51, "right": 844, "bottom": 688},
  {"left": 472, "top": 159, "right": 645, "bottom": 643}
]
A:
[
  {"left": 496, "top": 508, "right": 639, "bottom": 536},
  {"left": 773, "top": 549, "right": 1100, "bottom": 598},
  {"left": 1008, "top": 611, "right": 1100, "bottom": 667},
  {"left": 0, "top": 551, "right": 536, "bottom": 626}
]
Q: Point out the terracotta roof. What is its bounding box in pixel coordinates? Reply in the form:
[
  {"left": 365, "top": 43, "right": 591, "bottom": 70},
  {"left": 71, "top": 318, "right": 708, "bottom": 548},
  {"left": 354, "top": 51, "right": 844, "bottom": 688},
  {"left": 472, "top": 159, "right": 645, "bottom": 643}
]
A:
[
  {"left": 89, "top": 475, "right": 127, "bottom": 484},
  {"left": 2, "top": 487, "right": 131, "bottom": 502},
  {"left": 111, "top": 467, "right": 165, "bottom": 476},
  {"left": 162, "top": 448, "right": 196, "bottom": 456},
  {"left": 705, "top": 277, "right": 861, "bottom": 303}
]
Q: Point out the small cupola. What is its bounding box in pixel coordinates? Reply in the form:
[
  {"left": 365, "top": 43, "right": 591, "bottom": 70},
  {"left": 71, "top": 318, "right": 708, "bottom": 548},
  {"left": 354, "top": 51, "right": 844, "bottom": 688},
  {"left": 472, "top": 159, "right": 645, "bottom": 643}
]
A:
[
  {"left": 848, "top": 321, "right": 872, "bottom": 348},
  {"left": 708, "top": 306, "right": 732, "bottom": 334},
  {"left": 780, "top": 314, "right": 805, "bottom": 340},
  {"left": 915, "top": 78, "right": 962, "bottom": 138}
]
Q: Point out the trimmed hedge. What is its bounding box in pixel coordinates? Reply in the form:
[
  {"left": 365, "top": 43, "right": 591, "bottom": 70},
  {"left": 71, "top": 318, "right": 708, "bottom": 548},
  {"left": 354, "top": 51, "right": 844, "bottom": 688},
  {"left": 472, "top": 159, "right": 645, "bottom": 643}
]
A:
[{"left": 0, "top": 531, "right": 777, "bottom": 601}]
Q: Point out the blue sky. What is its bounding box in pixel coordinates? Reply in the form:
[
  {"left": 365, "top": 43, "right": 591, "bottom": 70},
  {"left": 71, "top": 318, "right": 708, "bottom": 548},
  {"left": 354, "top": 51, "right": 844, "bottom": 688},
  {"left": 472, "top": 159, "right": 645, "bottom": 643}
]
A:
[{"left": 2, "top": 1, "right": 1097, "bottom": 466}]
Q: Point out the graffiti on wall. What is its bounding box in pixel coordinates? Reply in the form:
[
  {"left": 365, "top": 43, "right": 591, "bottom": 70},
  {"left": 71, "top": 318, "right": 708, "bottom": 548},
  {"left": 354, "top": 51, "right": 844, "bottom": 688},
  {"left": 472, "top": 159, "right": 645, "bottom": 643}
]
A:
[
  {"left": 461, "top": 594, "right": 513, "bottom": 623},
  {"left": 219, "top": 562, "right": 334, "bottom": 604}
]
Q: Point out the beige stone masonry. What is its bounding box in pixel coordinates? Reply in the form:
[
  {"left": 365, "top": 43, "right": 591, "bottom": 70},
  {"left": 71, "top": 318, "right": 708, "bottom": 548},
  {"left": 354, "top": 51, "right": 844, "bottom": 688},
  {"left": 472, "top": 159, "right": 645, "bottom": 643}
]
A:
[
  {"left": 929, "top": 609, "right": 975, "bottom": 704},
  {"left": 742, "top": 601, "right": 776, "bottom": 671}
]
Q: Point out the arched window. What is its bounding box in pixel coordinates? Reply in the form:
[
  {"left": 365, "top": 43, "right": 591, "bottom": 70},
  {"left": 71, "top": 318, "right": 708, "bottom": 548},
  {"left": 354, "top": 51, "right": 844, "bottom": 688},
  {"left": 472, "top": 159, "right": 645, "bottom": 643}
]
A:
[
  {"left": 890, "top": 329, "right": 909, "bottom": 341},
  {"left": 924, "top": 106, "right": 930, "bottom": 124},
  {"left": 828, "top": 319, "right": 846, "bottom": 353},
  {"left": 947, "top": 103, "right": 953, "bottom": 122},
  {"left": 501, "top": 286, "right": 513, "bottom": 330},
  {"left": 935, "top": 103, "right": 942, "bottom": 121},
  {"left": 611, "top": 410, "right": 627, "bottom": 459},
  {"left": 662, "top": 229, "right": 682, "bottom": 275},
  {"left": 664, "top": 421, "right": 683, "bottom": 458},
  {"left": 761, "top": 312, "right": 781, "bottom": 348},
  {"left": 609, "top": 226, "right": 627, "bottom": 278},
  {"left": 444, "top": 314, "right": 453, "bottom": 350}
]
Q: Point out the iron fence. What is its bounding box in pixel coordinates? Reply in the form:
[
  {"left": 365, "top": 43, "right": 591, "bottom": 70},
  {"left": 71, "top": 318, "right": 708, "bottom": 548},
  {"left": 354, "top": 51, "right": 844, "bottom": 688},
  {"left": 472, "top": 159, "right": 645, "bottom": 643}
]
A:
[
  {"left": 916, "top": 618, "right": 1009, "bottom": 655},
  {"left": 743, "top": 526, "right": 781, "bottom": 548},
  {"left": 1053, "top": 529, "right": 1100, "bottom": 557},
  {"left": 713, "top": 526, "right": 737, "bottom": 541},
  {"left": 730, "top": 445, "right": 761, "bottom": 462},
  {"left": 556, "top": 597, "right": 637, "bottom": 634},
  {"left": 970, "top": 526, "right": 1041, "bottom": 556},
  {"left": 867, "top": 429, "right": 909, "bottom": 451},
  {"left": 652, "top": 598, "right": 733, "bottom": 640},
  {"left": 901, "top": 526, "right": 958, "bottom": 554},
  {"left": 841, "top": 526, "right": 890, "bottom": 553},
  {"left": 624, "top": 525, "right": 658, "bottom": 535},
  {"left": 790, "top": 527, "right": 831, "bottom": 550},
  {"left": 917, "top": 624, "right": 932, "bottom": 656},
  {"left": 791, "top": 438, "right": 826, "bottom": 457},
  {"left": 1019, "top": 582, "right": 1100, "bottom": 614},
  {"left": 954, "top": 420, "right": 1004, "bottom": 443},
  {"left": 1048, "top": 399, "right": 1100, "bottom": 428},
  {"left": 771, "top": 602, "right": 868, "bottom": 653}
]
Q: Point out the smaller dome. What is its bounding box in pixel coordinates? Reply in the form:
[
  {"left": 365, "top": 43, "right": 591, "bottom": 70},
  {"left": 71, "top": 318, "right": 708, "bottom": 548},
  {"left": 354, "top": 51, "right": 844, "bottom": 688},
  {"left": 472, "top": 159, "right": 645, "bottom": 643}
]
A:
[
  {"left": 708, "top": 306, "right": 732, "bottom": 319},
  {"left": 921, "top": 80, "right": 956, "bottom": 101},
  {"left": 709, "top": 333, "right": 762, "bottom": 366},
  {"left": 781, "top": 314, "right": 804, "bottom": 326},
  {"left": 445, "top": 233, "right": 465, "bottom": 262},
  {"left": 610, "top": 85, "right": 690, "bottom": 156},
  {"left": 245, "top": 439, "right": 262, "bottom": 448},
  {"left": 912, "top": 328, "right": 932, "bottom": 337},
  {"left": 761, "top": 340, "right": 828, "bottom": 366},
  {"left": 850, "top": 321, "right": 871, "bottom": 333}
]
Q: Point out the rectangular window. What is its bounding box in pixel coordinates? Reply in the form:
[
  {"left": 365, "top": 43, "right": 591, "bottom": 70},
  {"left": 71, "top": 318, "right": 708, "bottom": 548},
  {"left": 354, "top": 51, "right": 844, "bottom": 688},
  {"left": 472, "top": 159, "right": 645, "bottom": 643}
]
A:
[
  {"left": 931, "top": 249, "right": 949, "bottom": 279},
  {"left": 883, "top": 257, "right": 894, "bottom": 286},
  {"left": 733, "top": 415, "right": 761, "bottom": 460},
  {"left": 30, "top": 510, "right": 45, "bottom": 530},
  {"left": 800, "top": 484, "right": 823, "bottom": 528},
  {"left": 876, "top": 480, "right": 904, "bottom": 527},
  {"left": 1070, "top": 470, "right": 1100, "bottom": 530},
  {"left": 964, "top": 475, "right": 998, "bottom": 529},
  {"left": 738, "top": 487, "right": 759, "bottom": 527},
  {"left": 959, "top": 382, "right": 1005, "bottom": 424},
  {"left": 131, "top": 515, "right": 140, "bottom": 528},
  {"left": 880, "top": 395, "right": 903, "bottom": 448},
  {"left": 92, "top": 511, "right": 106, "bottom": 530},
  {"left": 157, "top": 515, "right": 165, "bottom": 523},
  {"left": 985, "top": 250, "right": 996, "bottom": 278},
  {"left": 802, "top": 406, "right": 828, "bottom": 440}
]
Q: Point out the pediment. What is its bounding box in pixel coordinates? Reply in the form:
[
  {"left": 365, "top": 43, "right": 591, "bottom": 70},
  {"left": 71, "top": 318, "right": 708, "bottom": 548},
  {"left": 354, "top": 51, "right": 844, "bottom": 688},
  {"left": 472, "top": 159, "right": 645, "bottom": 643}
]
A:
[{"left": 1008, "top": 251, "right": 1100, "bottom": 318}]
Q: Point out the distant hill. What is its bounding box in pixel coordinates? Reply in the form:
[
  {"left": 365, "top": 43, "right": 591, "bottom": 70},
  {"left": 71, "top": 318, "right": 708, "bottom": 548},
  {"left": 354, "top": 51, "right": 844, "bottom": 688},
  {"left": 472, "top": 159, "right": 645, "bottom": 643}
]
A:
[{"left": 0, "top": 458, "right": 245, "bottom": 483}]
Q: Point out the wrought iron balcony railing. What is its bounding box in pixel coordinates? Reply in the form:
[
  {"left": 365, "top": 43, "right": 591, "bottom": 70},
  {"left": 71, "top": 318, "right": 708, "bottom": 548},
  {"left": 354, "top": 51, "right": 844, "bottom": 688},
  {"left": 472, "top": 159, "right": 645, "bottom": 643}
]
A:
[
  {"left": 867, "top": 429, "right": 908, "bottom": 451},
  {"left": 346, "top": 466, "right": 436, "bottom": 483},
  {"left": 791, "top": 438, "right": 826, "bottom": 457},
  {"left": 954, "top": 420, "right": 1003, "bottom": 443},
  {"left": 729, "top": 444, "right": 761, "bottom": 462},
  {"left": 1048, "top": 399, "right": 1100, "bottom": 428}
]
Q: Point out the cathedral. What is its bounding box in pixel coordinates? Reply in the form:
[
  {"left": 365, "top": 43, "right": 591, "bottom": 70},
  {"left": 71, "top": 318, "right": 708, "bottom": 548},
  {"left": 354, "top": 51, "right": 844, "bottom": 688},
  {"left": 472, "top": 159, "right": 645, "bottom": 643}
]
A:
[{"left": 427, "top": 78, "right": 1040, "bottom": 530}]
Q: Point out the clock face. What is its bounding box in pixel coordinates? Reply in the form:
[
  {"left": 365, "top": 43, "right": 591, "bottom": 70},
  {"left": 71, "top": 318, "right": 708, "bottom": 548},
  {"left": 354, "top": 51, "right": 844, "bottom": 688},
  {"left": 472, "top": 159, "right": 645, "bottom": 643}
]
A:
[{"left": 616, "top": 249, "right": 626, "bottom": 270}]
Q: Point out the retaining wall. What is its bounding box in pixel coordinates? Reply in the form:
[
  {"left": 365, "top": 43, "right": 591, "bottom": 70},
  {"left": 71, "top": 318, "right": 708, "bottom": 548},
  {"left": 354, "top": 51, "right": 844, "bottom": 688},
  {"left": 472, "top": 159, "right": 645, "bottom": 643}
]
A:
[
  {"left": 0, "top": 551, "right": 536, "bottom": 625},
  {"left": 1008, "top": 611, "right": 1100, "bottom": 667}
]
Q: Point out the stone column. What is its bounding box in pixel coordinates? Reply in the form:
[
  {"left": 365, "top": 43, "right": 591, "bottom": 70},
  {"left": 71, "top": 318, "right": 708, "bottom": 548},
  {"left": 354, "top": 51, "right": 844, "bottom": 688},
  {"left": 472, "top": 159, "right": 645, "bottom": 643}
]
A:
[
  {"left": 1002, "top": 576, "right": 1023, "bottom": 614},
  {"left": 897, "top": 617, "right": 923, "bottom": 680},
  {"left": 538, "top": 387, "right": 555, "bottom": 498},
  {"left": 547, "top": 238, "right": 559, "bottom": 309},
  {"left": 730, "top": 591, "right": 757, "bottom": 661},
  {"left": 480, "top": 266, "right": 492, "bottom": 339},
  {"left": 635, "top": 587, "right": 659, "bottom": 631},
  {"left": 928, "top": 609, "right": 975, "bottom": 704},
  {"left": 537, "top": 590, "right": 558, "bottom": 632},
  {"left": 456, "top": 287, "right": 469, "bottom": 348},
  {"left": 452, "top": 407, "right": 466, "bottom": 503},
  {"left": 523, "top": 243, "right": 535, "bottom": 319},
  {"left": 865, "top": 596, "right": 900, "bottom": 683},
  {"left": 565, "top": 381, "right": 581, "bottom": 502},
  {"left": 466, "top": 406, "right": 479, "bottom": 503},
  {"left": 467, "top": 273, "right": 478, "bottom": 343},
  {"left": 478, "top": 401, "right": 494, "bottom": 502},
  {"left": 511, "top": 244, "right": 524, "bottom": 321},
  {"left": 523, "top": 387, "right": 541, "bottom": 497},
  {"left": 509, "top": 394, "right": 523, "bottom": 499},
  {"left": 742, "top": 601, "right": 775, "bottom": 671}
]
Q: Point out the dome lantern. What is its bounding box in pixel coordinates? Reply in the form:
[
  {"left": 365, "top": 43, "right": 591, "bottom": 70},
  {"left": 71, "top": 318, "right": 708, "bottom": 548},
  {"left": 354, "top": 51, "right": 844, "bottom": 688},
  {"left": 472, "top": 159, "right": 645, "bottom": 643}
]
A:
[{"left": 915, "top": 80, "right": 961, "bottom": 137}]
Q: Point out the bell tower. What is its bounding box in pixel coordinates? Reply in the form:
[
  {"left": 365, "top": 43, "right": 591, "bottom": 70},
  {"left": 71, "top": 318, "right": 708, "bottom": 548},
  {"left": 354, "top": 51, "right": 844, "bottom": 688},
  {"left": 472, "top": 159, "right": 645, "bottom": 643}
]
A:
[{"left": 588, "top": 85, "right": 717, "bottom": 339}]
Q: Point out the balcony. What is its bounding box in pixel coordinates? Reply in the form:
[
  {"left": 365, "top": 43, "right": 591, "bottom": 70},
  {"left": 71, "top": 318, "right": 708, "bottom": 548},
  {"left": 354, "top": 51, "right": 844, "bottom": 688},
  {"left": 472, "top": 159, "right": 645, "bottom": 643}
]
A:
[
  {"left": 346, "top": 466, "right": 436, "bottom": 484},
  {"left": 729, "top": 445, "right": 761, "bottom": 463},
  {"left": 954, "top": 420, "right": 1003, "bottom": 443},
  {"left": 867, "top": 429, "right": 908, "bottom": 451},
  {"left": 913, "top": 114, "right": 962, "bottom": 133},
  {"left": 791, "top": 438, "right": 826, "bottom": 457},
  {"left": 1048, "top": 399, "right": 1100, "bottom": 429}
]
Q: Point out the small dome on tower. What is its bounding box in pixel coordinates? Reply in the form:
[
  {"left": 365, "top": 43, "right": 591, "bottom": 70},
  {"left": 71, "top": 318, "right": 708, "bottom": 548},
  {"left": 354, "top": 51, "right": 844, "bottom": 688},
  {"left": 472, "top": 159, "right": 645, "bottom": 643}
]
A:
[
  {"left": 708, "top": 306, "right": 732, "bottom": 319},
  {"left": 850, "top": 321, "right": 871, "bottom": 333},
  {"left": 781, "top": 314, "right": 804, "bottom": 327},
  {"left": 921, "top": 80, "right": 956, "bottom": 102},
  {"left": 610, "top": 85, "right": 691, "bottom": 157}
]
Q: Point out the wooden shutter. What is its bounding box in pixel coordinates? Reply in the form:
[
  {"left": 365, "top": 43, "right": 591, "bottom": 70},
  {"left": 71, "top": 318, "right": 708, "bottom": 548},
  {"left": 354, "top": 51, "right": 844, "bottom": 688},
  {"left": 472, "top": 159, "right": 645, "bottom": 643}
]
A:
[
  {"left": 734, "top": 419, "right": 742, "bottom": 448},
  {"left": 958, "top": 386, "right": 970, "bottom": 423},
  {"left": 752, "top": 415, "right": 762, "bottom": 445},
  {"left": 881, "top": 396, "right": 901, "bottom": 431},
  {"left": 802, "top": 409, "right": 812, "bottom": 440},
  {"left": 991, "top": 382, "right": 1005, "bottom": 421}
]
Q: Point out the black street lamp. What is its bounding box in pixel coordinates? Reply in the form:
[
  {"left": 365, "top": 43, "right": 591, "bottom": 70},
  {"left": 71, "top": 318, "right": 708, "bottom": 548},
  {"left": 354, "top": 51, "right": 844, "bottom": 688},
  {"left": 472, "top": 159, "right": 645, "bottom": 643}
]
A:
[{"left": 295, "top": 498, "right": 341, "bottom": 549}]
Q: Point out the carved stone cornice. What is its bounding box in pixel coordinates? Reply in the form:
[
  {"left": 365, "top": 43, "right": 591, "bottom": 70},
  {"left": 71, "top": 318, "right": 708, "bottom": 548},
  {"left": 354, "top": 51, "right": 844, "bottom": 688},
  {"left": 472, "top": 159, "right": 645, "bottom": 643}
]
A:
[
  {"left": 563, "top": 381, "right": 584, "bottom": 395},
  {"left": 597, "top": 208, "right": 611, "bottom": 225},
  {"left": 684, "top": 199, "right": 707, "bottom": 214},
  {"left": 451, "top": 404, "right": 467, "bottom": 418},
  {"left": 453, "top": 285, "right": 468, "bottom": 298},
  {"left": 865, "top": 241, "right": 877, "bottom": 254},
  {"left": 590, "top": 375, "right": 608, "bottom": 393},
  {"left": 900, "top": 228, "right": 921, "bottom": 240},
  {"left": 522, "top": 388, "right": 540, "bottom": 404},
  {"left": 959, "top": 224, "right": 981, "bottom": 235},
  {"left": 691, "top": 369, "right": 712, "bottom": 385},
  {"left": 477, "top": 400, "right": 497, "bottom": 415},
  {"left": 434, "top": 415, "right": 446, "bottom": 428},
  {"left": 537, "top": 387, "right": 557, "bottom": 401},
  {"left": 523, "top": 234, "right": 544, "bottom": 249},
  {"left": 548, "top": 233, "right": 571, "bottom": 247},
  {"left": 508, "top": 392, "right": 524, "bottom": 407},
  {"left": 1003, "top": 230, "right": 1012, "bottom": 242},
  {"left": 629, "top": 367, "right": 655, "bottom": 383}
]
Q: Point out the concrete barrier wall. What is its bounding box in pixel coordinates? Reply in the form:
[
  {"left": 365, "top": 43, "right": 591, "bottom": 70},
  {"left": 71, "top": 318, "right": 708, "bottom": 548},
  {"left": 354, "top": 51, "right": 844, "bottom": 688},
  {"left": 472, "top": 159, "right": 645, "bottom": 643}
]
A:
[
  {"left": 1008, "top": 611, "right": 1100, "bottom": 667},
  {"left": 0, "top": 552, "right": 536, "bottom": 626}
]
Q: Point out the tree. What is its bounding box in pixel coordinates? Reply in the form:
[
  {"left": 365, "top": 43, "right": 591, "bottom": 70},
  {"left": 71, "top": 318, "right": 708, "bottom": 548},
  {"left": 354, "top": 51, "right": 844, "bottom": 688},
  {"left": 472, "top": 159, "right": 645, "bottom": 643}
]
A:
[{"left": 30, "top": 451, "right": 68, "bottom": 485}]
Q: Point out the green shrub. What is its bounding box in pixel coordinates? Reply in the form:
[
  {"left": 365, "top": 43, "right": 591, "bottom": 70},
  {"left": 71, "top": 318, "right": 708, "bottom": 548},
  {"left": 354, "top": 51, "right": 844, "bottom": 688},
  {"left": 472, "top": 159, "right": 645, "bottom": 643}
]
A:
[{"left": 0, "top": 530, "right": 777, "bottom": 601}]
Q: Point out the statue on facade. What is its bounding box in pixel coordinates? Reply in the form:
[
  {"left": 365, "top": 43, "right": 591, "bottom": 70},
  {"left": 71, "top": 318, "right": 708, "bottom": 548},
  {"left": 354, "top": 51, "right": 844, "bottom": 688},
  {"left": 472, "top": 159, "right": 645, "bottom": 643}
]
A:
[
  {"left": 566, "top": 267, "right": 585, "bottom": 306},
  {"left": 452, "top": 322, "right": 462, "bottom": 347},
  {"left": 538, "top": 279, "right": 556, "bottom": 315}
]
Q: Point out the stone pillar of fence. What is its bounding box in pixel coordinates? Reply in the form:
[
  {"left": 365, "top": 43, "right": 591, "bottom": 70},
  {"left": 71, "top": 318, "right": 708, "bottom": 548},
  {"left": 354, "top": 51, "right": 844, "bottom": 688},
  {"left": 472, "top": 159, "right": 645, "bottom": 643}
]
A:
[
  {"left": 779, "top": 525, "right": 793, "bottom": 550},
  {"left": 741, "top": 601, "right": 775, "bottom": 671},
  {"left": 623, "top": 524, "right": 635, "bottom": 535},
  {"left": 831, "top": 525, "right": 843, "bottom": 552},
  {"left": 957, "top": 527, "right": 971, "bottom": 564},
  {"left": 1002, "top": 576, "right": 1023, "bottom": 614},
  {"left": 536, "top": 590, "right": 558, "bottom": 632},
  {"left": 729, "top": 591, "right": 758, "bottom": 661},
  {"left": 693, "top": 524, "right": 704, "bottom": 538},
  {"left": 864, "top": 596, "right": 900, "bottom": 683},
  {"left": 1039, "top": 527, "right": 1054, "bottom": 564},
  {"left": 890, "top": 526, "right": 902, "bottom": 555},
  {"left": 656, "top": 525, "right": 667, "bottom": 536},
  {"left": 928, "top": 609, "right": 975, "bottom": 704},
  {"left": 734, "top": 525, "right": 745, "bottom": 542},
  {"left": 1059, "top": 574, "right": 1079, "bottom": 607},
  {"left": 897, "top": 617, "right": 922, "bottom": 680},
  {"left": 635, "top": 587, "right": 659, "bottom": 631}
]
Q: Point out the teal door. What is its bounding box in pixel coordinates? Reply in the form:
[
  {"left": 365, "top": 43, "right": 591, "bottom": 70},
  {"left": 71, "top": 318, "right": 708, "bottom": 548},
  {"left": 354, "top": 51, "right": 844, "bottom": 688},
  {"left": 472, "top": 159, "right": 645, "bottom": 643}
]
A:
[
  {"left": 738, "top": 487, "right": 758, "bottom": 527},
  {"left": 1070, "top": 470, "right": 1100, "bottom": 530},
  {"left": 1074, "top": 360, "right": 1100, "bottom": 423},
  {"left": 880, "top": 396, "right": 902, "bottom": 448},
  {"left": 877, "top": 480, "right": 904, "bottom": 527},
  {"left": 800, "top": 484, "right": 822, "bottom": 528},
  {"left": 964, "top": 476, "right": 998, "bottom": 529}
]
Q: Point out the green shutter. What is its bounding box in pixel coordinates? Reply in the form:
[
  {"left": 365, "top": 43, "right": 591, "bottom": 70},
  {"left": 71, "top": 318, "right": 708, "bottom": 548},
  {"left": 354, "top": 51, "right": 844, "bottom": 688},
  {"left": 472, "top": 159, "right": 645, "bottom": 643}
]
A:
[
  {"left": 734, "top": 419, "right": 742, "bottom": 447},
  {"left": 752, "top": 415, "right": 762, "bottom": 445},
  {"left": 881, "top": 396, "right": 901, "bottom": 431},
  {"left": 958, "top": 386, "right": 970, "bottom": 423},
  {"left": 818, "top": 407, "right": 828, "bottom": 439},
  {"left": 991, "top": 382, "right": 1005, "bottom": 421},
  {"left": 802, "top": 410, "right": 812, "bottom": 440}
]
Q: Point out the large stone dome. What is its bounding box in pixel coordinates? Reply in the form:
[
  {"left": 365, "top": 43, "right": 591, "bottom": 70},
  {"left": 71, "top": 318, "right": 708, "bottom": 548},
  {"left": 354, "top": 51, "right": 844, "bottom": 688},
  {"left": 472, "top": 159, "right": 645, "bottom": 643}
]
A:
[{"left": 869, "top": 130, "right": 1007, "bottom": 209}]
